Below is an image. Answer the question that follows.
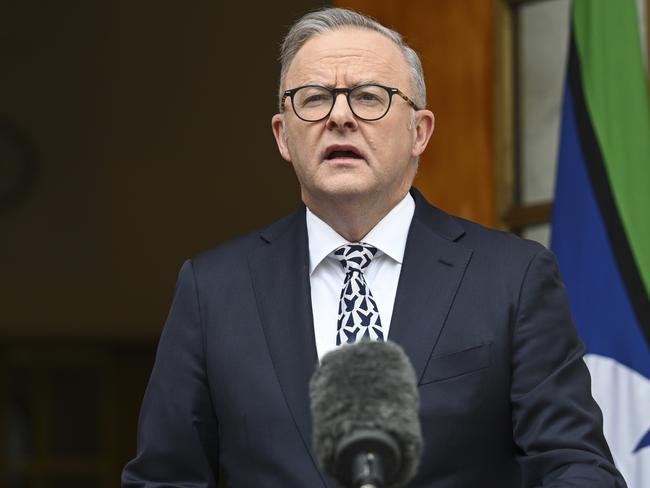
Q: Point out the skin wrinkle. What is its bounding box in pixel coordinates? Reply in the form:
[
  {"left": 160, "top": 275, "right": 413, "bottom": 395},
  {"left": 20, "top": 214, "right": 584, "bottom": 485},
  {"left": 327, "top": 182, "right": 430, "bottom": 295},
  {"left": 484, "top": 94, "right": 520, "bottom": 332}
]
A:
[
  {"left": 272, "top": 28, "right": 435, "bottom": 242},
  {"left": 288, "top": 52, "right": 400, "bottom": 89}
]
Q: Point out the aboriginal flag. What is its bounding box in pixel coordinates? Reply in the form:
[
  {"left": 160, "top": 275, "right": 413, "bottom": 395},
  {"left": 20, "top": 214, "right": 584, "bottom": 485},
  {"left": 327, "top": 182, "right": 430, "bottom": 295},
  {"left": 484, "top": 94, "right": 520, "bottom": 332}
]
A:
[{"left": 550, "top": 1, "right": 650, "bottom": 486}]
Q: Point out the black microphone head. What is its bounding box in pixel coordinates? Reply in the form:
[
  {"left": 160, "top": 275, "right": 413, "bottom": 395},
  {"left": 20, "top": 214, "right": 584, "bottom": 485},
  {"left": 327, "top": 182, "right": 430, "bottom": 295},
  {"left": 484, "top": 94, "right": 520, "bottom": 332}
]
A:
[{"left": 310, "top": 340, "right": 422, "bottom": 488}]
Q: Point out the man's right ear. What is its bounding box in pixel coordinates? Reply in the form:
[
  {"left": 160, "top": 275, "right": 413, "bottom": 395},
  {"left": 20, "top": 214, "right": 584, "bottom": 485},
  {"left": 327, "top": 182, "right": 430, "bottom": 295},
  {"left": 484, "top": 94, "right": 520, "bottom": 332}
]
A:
[{"left": 271, "top": 114, "right": 291, "bottom": 162}]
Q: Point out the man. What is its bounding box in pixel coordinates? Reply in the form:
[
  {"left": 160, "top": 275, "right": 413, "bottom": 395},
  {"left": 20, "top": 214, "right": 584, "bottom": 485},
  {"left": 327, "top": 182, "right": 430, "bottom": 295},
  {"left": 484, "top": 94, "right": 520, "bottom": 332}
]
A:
[{"left": 122, "top": 8, "right": 626, "bottom": 487}]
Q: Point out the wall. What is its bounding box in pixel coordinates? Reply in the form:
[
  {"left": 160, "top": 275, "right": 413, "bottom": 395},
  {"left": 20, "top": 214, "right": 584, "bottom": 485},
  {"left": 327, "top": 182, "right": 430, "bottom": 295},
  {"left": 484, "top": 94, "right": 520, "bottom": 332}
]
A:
[{"left": 0, "top": 1, "right": 326, "bottom": 339}]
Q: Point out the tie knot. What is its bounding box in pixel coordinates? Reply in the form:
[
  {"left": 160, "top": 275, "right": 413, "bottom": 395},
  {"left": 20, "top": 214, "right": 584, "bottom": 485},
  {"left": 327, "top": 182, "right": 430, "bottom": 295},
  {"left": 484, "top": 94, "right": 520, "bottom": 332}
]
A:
[{"left": 333, "top": 243, "right": 378, "bottom": 273}]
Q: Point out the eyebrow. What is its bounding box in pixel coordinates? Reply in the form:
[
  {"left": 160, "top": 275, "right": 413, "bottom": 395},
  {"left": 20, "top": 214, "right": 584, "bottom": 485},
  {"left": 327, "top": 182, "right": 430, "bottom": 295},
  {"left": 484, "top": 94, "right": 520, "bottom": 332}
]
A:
[
  {"left": 357, "top": 80, "right": 382, "bottom": 86},
  {"left": 302, "top": 80, "right": 385, "bottom": 88}
]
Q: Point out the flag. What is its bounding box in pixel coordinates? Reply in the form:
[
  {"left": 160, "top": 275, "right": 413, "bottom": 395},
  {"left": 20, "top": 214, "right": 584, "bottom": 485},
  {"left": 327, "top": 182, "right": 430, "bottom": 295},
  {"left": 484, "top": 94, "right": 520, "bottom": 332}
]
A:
[{"left": 550, "top": 0, "right": 650, "bottom": 486}]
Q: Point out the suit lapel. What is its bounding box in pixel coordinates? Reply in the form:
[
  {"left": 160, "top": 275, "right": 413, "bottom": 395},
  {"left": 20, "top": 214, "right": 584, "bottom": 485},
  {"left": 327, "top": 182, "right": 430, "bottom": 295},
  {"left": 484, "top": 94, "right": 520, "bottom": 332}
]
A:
[
  {"left": 246, "top": 192, "right": 472, "bottom": 480},
  {"left": 388, "top": 191, "right": 474, "bottom": 383},
  {"left": 247, "top": 209, "right": 326, "bottom": 483}
]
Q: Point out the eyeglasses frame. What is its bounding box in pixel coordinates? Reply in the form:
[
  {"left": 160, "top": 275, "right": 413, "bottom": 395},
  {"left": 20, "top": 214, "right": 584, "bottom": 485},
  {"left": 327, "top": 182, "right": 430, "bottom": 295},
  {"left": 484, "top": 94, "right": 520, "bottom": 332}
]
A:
[{"left": 281, "top": 83, "right": 421, "bottom": 122}]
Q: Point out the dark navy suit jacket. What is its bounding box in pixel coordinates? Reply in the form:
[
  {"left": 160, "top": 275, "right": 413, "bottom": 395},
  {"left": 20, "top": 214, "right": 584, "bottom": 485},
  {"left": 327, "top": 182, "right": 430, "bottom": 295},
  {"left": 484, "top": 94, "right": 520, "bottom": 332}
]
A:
[{"left": 122, "top": 189, "right": 626, "bottom": 487}]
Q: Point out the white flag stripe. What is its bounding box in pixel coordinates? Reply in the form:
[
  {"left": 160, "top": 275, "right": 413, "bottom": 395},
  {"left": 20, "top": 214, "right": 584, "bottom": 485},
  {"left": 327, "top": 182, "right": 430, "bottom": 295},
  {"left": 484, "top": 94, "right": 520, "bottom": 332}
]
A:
[{"left": 585, "top": 354, "right": 650, "bottom": 487}]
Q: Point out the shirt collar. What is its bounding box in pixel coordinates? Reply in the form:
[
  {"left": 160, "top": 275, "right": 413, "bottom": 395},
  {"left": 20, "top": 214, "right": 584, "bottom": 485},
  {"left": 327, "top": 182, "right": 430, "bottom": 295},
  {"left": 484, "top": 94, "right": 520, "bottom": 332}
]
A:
[{"left": 306, "top": 192, "right": 415, "bottom": 275}]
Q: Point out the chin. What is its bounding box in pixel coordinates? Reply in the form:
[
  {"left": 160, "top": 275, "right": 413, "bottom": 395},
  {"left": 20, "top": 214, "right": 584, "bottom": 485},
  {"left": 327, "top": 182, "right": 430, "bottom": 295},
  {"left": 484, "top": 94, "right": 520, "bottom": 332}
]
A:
[{"left": 317, "top": 179, "right": 377, "bottom": 200}]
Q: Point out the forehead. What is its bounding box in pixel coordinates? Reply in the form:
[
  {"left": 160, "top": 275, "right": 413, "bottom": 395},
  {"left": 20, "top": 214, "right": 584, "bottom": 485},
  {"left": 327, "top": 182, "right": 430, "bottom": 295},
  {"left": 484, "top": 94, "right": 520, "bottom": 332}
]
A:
[{"left": 285, "top": 27, "right": 410, "bottom": 88}]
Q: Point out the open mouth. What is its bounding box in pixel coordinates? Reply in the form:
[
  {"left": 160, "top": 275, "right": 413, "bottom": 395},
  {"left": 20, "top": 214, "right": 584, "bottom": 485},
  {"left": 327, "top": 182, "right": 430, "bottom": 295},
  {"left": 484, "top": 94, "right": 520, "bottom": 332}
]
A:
[
  {"left": 326, "top": 151, "right": 362, "bottom": 160},
  {"left": 324, "top": 146, "right": 364, "bottom": 160}
]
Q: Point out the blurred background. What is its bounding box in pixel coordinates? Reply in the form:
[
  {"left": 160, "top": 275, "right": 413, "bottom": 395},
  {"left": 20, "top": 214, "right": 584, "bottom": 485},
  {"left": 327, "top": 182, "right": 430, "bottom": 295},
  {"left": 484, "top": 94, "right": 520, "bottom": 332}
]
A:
[{"left": 1, "top": 0, "right": 648, "bottom": 486}]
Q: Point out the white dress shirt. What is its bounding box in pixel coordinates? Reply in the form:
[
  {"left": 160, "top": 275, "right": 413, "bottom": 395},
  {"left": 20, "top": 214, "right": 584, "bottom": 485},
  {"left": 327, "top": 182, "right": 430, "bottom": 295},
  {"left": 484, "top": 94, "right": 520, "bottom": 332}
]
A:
[{"left": 306, "top": 193, "right": 415, "bottom": 360}]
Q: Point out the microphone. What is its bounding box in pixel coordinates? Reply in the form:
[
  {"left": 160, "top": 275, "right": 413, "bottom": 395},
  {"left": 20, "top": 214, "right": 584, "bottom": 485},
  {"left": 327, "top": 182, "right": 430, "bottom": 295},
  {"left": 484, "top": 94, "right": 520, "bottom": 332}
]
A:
[{"left": 309, "top": 340, "right": 422, "bottom": 488}]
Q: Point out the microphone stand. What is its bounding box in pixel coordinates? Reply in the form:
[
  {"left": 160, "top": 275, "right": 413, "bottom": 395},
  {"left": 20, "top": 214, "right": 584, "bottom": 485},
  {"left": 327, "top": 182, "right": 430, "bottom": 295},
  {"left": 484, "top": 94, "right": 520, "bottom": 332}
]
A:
[
  {"left": 352, "top": 451, "right": 383, "bottom": 488},
  {"left": 335, "top": 430, "right": 401, "bottom": 488}
]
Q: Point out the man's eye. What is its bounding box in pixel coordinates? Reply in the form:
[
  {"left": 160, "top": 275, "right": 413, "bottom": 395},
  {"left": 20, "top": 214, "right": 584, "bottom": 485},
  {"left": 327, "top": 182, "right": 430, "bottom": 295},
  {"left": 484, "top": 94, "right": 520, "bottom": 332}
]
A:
[
  {"left": 304, "top": 95, "right": 325, "bottom": 104},
  {"left": 299, "top": 92, "right": 331, "bottom": 107},
  {"left": 353, "top": 90, "right": 382, "bottom": 104},
  {"left": 361, "top": 92, "right": 379, "bottom": 101}
]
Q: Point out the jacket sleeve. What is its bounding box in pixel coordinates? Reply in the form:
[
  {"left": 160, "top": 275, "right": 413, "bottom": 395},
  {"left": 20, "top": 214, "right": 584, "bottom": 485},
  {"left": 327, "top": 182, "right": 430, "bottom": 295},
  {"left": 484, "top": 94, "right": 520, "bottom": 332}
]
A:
[
  {"left": 122, "top": 260, "right": 219, "bottom": 487},
  {"left": 510, "top": 248, "right": 627, "bottom": 487}
]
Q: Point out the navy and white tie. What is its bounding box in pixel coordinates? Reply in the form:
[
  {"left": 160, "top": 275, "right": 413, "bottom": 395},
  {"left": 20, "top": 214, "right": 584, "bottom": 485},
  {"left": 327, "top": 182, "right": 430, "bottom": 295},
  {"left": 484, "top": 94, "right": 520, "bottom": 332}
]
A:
[{"left": 333, "top": 243, "right": 384, "bottom": 345}]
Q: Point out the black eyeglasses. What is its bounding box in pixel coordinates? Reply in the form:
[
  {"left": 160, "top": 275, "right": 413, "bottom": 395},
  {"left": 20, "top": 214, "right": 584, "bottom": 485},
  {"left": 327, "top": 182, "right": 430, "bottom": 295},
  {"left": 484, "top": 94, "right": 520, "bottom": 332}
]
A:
[{"left": 281, "top": 84, "right": 421, "bottom": 122}]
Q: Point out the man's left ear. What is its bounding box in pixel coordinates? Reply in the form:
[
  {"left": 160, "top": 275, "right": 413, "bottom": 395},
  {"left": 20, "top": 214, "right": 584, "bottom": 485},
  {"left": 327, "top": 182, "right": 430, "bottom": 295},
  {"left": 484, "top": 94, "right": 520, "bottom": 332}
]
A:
[{"left": 411, "top": 110, "right": 435, "bottom": 158}]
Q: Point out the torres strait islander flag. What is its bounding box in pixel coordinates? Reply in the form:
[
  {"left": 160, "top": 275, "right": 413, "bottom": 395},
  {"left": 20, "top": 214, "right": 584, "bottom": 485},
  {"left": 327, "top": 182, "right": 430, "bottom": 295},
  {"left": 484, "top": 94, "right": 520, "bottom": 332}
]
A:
[{"left": 550, "top": 1, "right": 650, "bottom": 486}]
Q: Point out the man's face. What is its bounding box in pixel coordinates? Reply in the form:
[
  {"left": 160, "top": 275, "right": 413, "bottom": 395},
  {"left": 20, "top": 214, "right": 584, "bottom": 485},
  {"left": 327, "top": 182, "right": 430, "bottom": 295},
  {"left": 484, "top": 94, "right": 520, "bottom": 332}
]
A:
[{"left": 272, "top": 28, "right": 434, "bottom": 209}]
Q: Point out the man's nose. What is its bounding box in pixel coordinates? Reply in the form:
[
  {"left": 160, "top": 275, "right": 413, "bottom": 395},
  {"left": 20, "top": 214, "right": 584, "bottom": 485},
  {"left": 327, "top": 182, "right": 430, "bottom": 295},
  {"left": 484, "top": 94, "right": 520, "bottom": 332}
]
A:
[{"left": 326, "top": 93, "right": 358, "bottom": 130}]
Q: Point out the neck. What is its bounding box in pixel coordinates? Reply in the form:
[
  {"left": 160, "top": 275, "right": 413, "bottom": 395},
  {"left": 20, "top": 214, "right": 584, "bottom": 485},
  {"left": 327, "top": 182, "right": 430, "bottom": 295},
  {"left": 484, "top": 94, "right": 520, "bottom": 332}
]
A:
[{"left": 304, "top": 189, "right": 409, "bottom": 242}]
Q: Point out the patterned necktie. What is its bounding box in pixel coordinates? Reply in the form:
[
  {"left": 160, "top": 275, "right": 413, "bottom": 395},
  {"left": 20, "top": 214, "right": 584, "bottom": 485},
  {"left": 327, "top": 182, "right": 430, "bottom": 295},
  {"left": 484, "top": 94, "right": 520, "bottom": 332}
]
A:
[{"left": 333, "top": 243, "right": 384, "bottom": 345}]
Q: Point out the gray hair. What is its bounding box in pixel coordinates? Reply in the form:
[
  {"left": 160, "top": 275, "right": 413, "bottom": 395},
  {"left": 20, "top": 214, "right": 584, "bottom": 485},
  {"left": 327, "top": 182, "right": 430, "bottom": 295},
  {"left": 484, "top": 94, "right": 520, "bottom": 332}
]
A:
[{"left": 278, "top": 7, "right": 426, "bottom": 111}]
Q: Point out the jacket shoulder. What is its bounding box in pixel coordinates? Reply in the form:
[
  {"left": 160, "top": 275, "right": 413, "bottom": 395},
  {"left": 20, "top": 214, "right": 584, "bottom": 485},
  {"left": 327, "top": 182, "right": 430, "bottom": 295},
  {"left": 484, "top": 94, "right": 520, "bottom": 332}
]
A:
[
  {"left": 455, "top": 215, "right": 546, "bottom": 259},
  {"left": 188, "top": 207, "right": 304, "bottom": 274},
  {"left": 413, "top": 188, "right": 546, "bottom": 262}
]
